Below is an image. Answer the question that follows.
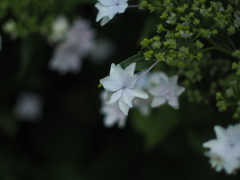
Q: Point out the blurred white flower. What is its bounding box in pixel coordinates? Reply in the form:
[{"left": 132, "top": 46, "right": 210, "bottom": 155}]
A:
[
  {"left": 203, "top": 124, "right": 240, "bottom": 174},
  {"left": 95, "top": 0, "right": 128, "bottom": 26},
  {"left": 3, "top": 19, "right": 18, "bottom": 40},
  {"left": 100, "top": 90, "right": 127, "bottom": 128},
  {"left": 100, "top": 63, "right": 148, "bottom": 116},
  {"left": 49, "top": 18, "right": 95, "bottom": 75},
  {"left": 48, "top": 15, "right": 69, "bottom": 43},
  {"left": 13, "top": 93, "right": 43, "bottom": 121},
  {"left": 49, "top": 42, "right": 82, "bottom": 75},
  {"left": 149, "top": 73, "right": 185, "bottom": 109},
  {"left": 89, "top": 37, "right": 115, "bottom": 63},
  {"left": 66, "top": 18, "right": 95, "bottom": 56}
]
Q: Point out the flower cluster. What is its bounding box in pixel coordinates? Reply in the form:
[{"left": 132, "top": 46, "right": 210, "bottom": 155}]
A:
[
  {"left": 48, "top": 16, "right": 115, "bottom": 75},
  {"left": 203, "top": 124, "right": 240, "bottom": 174},
  {"left": 100, "top": 63, "right": 185, "bottom": 127}
]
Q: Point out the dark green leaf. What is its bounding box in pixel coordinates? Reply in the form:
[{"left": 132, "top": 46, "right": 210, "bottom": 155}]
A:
[{"left": 120, "top": 53, "right": 157, "bottom": 71}]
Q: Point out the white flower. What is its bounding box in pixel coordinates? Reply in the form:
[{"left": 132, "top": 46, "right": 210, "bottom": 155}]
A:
[
  {"left": 13, "top": 93, "right": 43, "bottom": 121},
  {"left": 100, "top": 90, "right": 127, "bottom": 128},
  {"left": 149, "top": 73, "right": 185, "bottom": 109},
  {"left": 48, "top": 15, "right": 69, "bottom": 43},
  {"left": 66, "top": 18, "right": 95, "bottom": 56},
  {"left": 49, "top": 41, "right": 82, "bottom": 75},
  {"left": 100, "top": 63, "right": 148, "bottom": 116},
  {"left": 203, "top": 124, "right": 240, "bottom": 174},
  {"left": 48, "top": 18, "right": 95, "bottom": 74},
  {"left": 95, "top": 0, "right": 128, "bottom": 26}
]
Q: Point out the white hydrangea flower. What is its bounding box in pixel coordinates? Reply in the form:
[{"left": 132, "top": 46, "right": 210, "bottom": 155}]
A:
[
  {"left": 100, "top": 90, "right": 127, "bottom": 128},
  {"left": 49, "top": 42, "right": 82, "bottom": 75},
  {"left": 49, "top": 18, "right": 95, "bottom": 74},
  {"left": 149, "top": 73, "right": 185, "bottom": 109},
  {"left": 95, "top": 0, "right": 128, "bottom": 26},
  {"left": 100, "top": 63, "right": 148, "bottom": 116},
  {"left": 66, "top": 18, "right": 95, "bottom": 56},
  {"left": 203, "top": 124, "right": 240, "bottom": 174},
  {"left": 13, "top": 93, "right": 43, "bottom": 121},
  {"left": 48, "top": 15, "right": 69, "bottom": 43}
]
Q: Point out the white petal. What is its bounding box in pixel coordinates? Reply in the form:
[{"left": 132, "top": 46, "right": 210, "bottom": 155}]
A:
[
  {"left": 214, "top": 126, "right": 227, "bottom": 140},
  {"left": 168, "top": 96, "right": 179, "bottom": 109},
  {"left": 98, "top": 0, "right": 115, "bottom": 6},
  {"left": 117, "top": 3, "right": 128, "bottom": 13},
  {"left": 176, "top": 86, "right": 185, "bottom": 96},
  {"left": 108, "top": 6, "right": 119, "bottom": 19},
  {"left": 110, "top": 63, "right": 125, "bottom": 82},
  {"left": 168, "top": 75, "right": 178, "bottom": 87},
  {"left": 128, "top": 85, "right": 148, "bottom": 99},
  {"left": 95, "top": 3, "right": 109, "bottom": 22},
  {"left": 122, "top": 89, "right": 134, "bottom": 108},
  {"left": 124, "top": 63, "right": 136, "bottom": 76},
  {"left": 100, "top": 76, "right": 122, "bottom": 91},
  {"left": 100, "top": 16, "right": 111, "bottom": 26},
  {"left": 118, "top": 0, "right": 128, "bottom": 4},
  {"left": 151, "top": 97, "right": 166, "bottom": 107},
  {"left": 118, "top": 97, "right": 130, "bottom": 116},
  {"left": 106, "top": 89, "right": 123, "bottom": 104},
  {"left": 203, "top": 139, "right": 218, "bottom": 148}
]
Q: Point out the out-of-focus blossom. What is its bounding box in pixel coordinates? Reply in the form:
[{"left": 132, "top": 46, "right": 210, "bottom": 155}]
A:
[
  {"left": 49, "top": 42, "right": 82, "bottom": 75},
  {"left": 3, "top": 19, "right": 18, "bottom": 40},
  {"left": 66, "top": 18, "right": 95, "bottom": 56},
  {"left": 48, "top": 15, "right": 69, "bottom": 43},
  {"left": 95, "top": 0, "right": 128, "bottom": 26},
  {"left": 49, "top": 18, "right": 95, "bottom": 75},
  {"left": 203, "top": 124, "right": 240, "bottom": 174},
  {"left": 149, "top": 73, "right": 185, "bottom": 109},
  {"left": 100, "top": 63, "right": 148, "bottom": 116},
  {"left": 89, "top": 37, "right": 115, "bottom": 63},
  {"left": 13, "top": 93, "right": 43, "bottom": 121},
  {"left": 100, "top": 90, "right": 127, "bottom": 128}
]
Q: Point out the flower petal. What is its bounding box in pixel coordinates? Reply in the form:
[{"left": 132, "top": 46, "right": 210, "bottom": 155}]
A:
[
  {"left": 214, "top": 126, "right": 227, "bottom": 140},
  {"left": 98, "top": 0, "right": 115, "bottom": 6},
  {"left": 176, "top": 86, "right": 185, "bottom": 96},
  {"left": 122, "top": 89, "right": 133, "bottom": 108},
  {"left": 151, "top": 97, "right": 166, "bottom": 107},
  {"left": 100, "top": 16, "right": 111, "bottom": 26},
  {"left": 168, "top": 75, "right": 178, "bottom": 87},
  {"left": 95, "top": 3, "right": 109, "bottom": 22},
  {"left": 100, "top": 76, "right": 122, "bottom": 91},
  {"left": 106, "top": 89, "right": 123, "bottom": 104},
  {"left": 117, "top": 3, "right": 128, "bottom": 13},
  {"left": 118, "top": 97, "right": 130, "bottom": 116},
  {"left": 128, "top": 85, "right": 148, "bottom": 99},
  {"left": 168, "top": 96, "right": 179, "bottom": 109},
  {"left": 124, "top": 62, "right": 136, "bottom": 76}
]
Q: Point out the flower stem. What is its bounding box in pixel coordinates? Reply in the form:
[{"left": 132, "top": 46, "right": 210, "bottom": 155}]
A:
[
  {"left": 137, "top": 60, "right": 159, "bottom": 82},
  {"left": 128, "top": 5, "right": 140, "bottom": 8}
]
